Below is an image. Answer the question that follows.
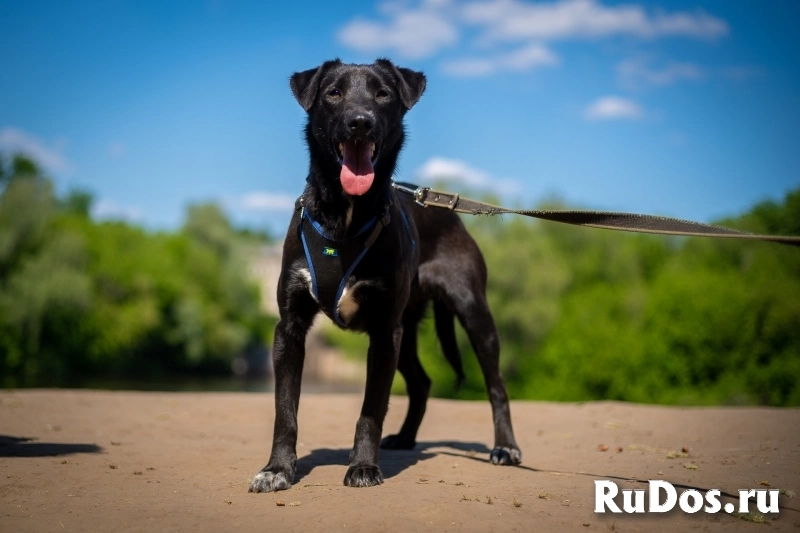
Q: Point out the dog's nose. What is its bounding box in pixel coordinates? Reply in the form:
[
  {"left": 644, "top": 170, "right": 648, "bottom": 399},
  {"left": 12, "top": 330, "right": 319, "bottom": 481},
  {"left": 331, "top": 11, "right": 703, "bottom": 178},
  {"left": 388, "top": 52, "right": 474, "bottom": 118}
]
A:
[{"left": 346, "top": 113, "right": 373, "bottom": 136}]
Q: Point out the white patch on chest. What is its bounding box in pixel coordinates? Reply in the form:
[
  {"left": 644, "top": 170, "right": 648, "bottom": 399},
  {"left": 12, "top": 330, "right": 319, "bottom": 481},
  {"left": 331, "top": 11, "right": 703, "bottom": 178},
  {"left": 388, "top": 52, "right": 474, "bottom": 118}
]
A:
[
  {"left": 298, "top": 268, "right": 316, "bottom": 301},
  {"left": 337, "top": 278, "right": 360, "bottom": 323}
]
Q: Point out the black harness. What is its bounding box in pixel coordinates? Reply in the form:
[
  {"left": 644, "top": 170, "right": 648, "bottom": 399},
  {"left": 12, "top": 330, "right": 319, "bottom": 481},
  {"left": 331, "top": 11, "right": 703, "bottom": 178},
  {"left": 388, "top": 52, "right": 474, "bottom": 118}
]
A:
[{"left": 298, "top": 198, "right": 392, "bottom": 326}]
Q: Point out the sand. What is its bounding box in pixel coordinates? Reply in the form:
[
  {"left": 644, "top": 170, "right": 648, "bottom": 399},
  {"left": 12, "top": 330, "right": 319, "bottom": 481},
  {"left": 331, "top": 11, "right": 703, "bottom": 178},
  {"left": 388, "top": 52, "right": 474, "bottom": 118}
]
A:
[{"left": 1, "top": 390, "right": 799, "bottom": 532}]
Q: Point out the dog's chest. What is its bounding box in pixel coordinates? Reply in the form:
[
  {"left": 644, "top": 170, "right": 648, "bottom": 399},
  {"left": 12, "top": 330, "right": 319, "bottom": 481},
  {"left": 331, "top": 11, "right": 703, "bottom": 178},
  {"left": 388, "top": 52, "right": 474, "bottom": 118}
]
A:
[
  {"left": 298, "top": 267, "right": 364, "bottom": 324},
  {"left": 297, "top": 212, "right": 379, "bottom": 327}
]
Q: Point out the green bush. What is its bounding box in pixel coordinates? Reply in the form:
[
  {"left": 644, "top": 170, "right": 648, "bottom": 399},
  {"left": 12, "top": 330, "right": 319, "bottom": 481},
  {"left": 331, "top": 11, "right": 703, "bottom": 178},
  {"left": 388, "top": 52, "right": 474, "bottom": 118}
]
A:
[{"left": 0, "top": 154, "right": 272, "bottom": 384}]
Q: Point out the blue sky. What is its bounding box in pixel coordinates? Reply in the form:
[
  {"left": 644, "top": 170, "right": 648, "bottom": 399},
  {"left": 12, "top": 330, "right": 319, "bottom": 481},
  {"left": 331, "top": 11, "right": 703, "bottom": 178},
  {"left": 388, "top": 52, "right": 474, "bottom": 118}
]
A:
[{"left": 1, "top": 0, "right": 799, "bottom": 234}]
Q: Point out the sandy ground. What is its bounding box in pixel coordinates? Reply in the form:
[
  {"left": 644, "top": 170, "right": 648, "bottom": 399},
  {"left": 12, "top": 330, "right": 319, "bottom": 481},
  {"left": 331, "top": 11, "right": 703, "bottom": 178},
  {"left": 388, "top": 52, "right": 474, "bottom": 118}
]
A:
[{"left": 1, "top": 390, "right": 799, "bottom": 532}]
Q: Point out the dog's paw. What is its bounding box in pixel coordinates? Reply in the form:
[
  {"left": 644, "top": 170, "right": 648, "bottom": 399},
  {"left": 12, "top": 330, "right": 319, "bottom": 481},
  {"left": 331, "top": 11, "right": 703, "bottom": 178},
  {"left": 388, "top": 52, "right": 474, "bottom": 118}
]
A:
[
  {"left": 248, "top": 468, "right": 293, "bottom": 493},
  {"left": 490, "top": 446, "right": 522, "bottom": 466},
  {"left": 343, "top": 464, "right": 384, "bottom": 488},
  {"left": 379, "top": 434, "right": 416, "bottom": 450}
]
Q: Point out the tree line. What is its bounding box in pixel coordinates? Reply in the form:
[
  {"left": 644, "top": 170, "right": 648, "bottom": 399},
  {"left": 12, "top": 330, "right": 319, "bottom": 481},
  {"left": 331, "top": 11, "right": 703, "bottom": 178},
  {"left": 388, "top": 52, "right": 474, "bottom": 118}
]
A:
[
  {"left": 2, "top": 152, "right": 798, "bottom": 405},
  {"left": 0, "top": 154, "right": 272, "bottom": 386}
]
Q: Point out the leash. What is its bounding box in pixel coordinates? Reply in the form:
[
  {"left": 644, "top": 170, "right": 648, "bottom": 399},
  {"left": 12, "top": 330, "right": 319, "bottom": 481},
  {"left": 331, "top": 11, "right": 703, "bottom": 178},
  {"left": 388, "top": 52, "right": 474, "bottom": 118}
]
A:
[{"left": 392, "top": 181, "right": 800, "bottom": 248}]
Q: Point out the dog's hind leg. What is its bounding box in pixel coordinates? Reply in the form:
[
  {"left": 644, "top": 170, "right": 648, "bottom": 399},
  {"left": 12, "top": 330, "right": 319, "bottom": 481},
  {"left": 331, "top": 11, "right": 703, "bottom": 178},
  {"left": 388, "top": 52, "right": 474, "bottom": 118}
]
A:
[
  {"left": 380, "top": 316, "right": 430, "bottom": 450},
  {"left": 454, "top": 294, "right": 522, "bottom": 466},
  {"left": 433, "top": 301, "right": 465, "bottom": 389},
  {"left": 344, "top": 325, "right": 403, "bottom": 487}
]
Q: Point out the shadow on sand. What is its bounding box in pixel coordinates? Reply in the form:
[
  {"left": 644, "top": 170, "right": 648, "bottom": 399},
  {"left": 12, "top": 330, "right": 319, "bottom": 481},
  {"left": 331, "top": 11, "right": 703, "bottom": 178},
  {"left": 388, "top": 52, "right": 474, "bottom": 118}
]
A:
[
  {"left": 0, "top": 435, "right": 103, "bottom": 458},
  {"left": 294, "top": 440, "right": 490, "bottom": 484}
]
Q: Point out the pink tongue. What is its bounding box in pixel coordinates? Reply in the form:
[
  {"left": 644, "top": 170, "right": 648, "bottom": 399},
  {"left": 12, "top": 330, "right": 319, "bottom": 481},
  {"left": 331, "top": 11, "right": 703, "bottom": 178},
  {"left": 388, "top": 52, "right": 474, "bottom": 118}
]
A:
[{"left": 340, "top": 141, "right": 374, "bottom": 195}]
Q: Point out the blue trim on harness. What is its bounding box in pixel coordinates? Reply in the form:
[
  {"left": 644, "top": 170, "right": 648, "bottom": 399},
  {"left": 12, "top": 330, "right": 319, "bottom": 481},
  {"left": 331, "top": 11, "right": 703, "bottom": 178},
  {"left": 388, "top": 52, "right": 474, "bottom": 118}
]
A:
[
  {"left": 333, "top": 247, "right": 369, "bottom": 326},
  {"left": 306, "top": 212, "right": 377, "bottom": 241},
  {"left": 299, "top": 220, "right": 318, "bottom": 299},
  {"left": 399, "top": 206, "right": 415, "bottom": 251}
]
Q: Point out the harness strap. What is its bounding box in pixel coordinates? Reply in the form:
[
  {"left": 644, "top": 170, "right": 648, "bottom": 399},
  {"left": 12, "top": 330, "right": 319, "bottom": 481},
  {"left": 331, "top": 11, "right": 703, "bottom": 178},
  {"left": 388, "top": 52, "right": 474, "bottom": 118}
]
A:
[
  {"left": 298, "top": 198, "right": 392, "bottom": 326},
  {"left": 364, "top": 208, "right": 391, "bottom": 248}
]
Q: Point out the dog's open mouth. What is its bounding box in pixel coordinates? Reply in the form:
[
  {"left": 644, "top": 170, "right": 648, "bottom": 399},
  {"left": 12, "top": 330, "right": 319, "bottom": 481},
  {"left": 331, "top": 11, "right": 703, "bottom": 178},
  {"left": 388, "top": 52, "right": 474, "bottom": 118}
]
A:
[{"left": 334, "top": 140, "right": 379, "bottom": 196}]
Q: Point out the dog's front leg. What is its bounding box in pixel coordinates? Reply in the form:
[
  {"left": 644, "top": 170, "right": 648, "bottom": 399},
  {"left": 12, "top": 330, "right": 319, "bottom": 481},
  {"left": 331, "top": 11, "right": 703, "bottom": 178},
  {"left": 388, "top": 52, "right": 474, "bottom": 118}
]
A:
[
  {"left": 249, "top": 314, "right": 312, "bottom": 493},
  {"left": 344, "top": 325, "right": 403, "bottom": 487}
]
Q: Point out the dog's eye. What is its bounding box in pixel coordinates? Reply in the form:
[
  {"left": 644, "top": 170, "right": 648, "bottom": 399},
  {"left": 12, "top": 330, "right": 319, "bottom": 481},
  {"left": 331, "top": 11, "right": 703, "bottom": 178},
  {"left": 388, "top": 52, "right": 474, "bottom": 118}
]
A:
[
  {"left": 328, "top": 88, "right": 341, "bottom": 98},
  {"left": 376, "top": 89, "right": 389, "bottom": 99}
]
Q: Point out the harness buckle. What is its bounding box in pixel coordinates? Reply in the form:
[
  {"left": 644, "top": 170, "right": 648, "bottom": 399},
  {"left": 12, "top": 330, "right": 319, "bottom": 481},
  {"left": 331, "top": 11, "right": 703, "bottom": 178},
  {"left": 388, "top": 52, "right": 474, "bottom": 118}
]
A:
[
  {"left": 413, "top": 187, "right": 430, "bottom": 207},
  {"left": 391, "top": 180, "right": 430, "bottom": 208}
]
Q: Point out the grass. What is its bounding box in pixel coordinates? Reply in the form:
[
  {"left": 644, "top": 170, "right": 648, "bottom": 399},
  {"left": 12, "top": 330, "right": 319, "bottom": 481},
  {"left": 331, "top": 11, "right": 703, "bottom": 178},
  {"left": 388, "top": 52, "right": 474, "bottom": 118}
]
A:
[{"left": 733, "top": 512, "right": 771, "bottom": 525}]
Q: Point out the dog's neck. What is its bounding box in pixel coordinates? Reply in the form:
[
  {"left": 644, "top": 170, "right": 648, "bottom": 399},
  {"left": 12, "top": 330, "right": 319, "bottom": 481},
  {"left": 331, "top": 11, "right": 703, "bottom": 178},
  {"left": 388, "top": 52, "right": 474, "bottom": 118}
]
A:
[
  {"left": 303, "top": 170, "right": 393, "bottom": 241},
  {"left": 302, "top": 146, "right": 397, "bottom": 240}
]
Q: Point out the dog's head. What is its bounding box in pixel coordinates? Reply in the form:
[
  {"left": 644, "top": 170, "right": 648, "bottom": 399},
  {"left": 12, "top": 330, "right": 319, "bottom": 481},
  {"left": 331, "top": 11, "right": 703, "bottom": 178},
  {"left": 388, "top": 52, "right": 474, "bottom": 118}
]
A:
[{"left": 290, "top": 59, "right": 426, "bottom": 197}]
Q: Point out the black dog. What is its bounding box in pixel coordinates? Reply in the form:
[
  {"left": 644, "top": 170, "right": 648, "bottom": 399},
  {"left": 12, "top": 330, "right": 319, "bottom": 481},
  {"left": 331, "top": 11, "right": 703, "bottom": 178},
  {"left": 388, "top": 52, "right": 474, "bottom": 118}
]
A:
[{"left": 249, "top": 59, "right": 521, "bottom": 492}]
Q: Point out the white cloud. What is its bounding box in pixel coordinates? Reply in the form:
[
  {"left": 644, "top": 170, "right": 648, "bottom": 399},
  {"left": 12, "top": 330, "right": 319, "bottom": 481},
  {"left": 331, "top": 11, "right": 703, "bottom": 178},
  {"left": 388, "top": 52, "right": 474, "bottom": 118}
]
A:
[
  {"left": 461, "top": 0, "right": 728, "bottom": 42},
  {"left": 337, "top": 0, "right": 729, "bottom": 84},
  {"left": 337, "top": 2, "right": 458, "bottom": 59},
  {"left": 617, "top": 58, "right": 768, "bottom": 88},
  {"left": 444, "top": 43, "right": 558, "bottom": 76},
  {"left": 416, "top": 156, "right": 521, "bottom": 194},
  {"left": 720, "top": 65, "right": 766, "bottom": 81},
  {"left": 92, "top": 199, "right": 144, "bottom": 222},
  {"left": 239, "top": 192, "right": 296, "bottom": 213},
  {"left": 0, "top": 127, "right": 74, "bottom": 174},
  {"left": 107, "top": 140, "right": 126, "bottom": 158},
  {"left": 618, "top": 57, "right": 703, "bottom": 87},
  {"left": 584, "top": 96, "right": 643, "bottom": 120}
]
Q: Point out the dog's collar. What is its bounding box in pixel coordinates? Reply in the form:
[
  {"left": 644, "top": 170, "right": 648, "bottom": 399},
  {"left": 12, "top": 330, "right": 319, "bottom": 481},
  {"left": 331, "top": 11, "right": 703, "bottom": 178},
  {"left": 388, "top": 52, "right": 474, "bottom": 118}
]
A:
[{"left": 297, "top": 201, "right": 390, "bottom": 242}]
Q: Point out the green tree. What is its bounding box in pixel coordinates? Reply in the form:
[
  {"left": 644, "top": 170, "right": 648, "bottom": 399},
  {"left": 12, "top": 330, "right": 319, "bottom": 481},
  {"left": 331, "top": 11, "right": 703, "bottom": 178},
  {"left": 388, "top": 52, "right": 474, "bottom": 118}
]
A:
[
  {"left": 0, "top": 153, "right": 272, "bottom": 384},
  {"left": 0, "top": 155, "right": 92, "bottom": 379}
]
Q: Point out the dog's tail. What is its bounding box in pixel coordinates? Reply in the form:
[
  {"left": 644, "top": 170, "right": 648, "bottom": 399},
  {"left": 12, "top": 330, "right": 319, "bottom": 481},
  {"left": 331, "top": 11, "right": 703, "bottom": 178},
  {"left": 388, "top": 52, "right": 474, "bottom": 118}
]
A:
[{"left": 433, "top": 301, "right": 465, "bottom": 390}]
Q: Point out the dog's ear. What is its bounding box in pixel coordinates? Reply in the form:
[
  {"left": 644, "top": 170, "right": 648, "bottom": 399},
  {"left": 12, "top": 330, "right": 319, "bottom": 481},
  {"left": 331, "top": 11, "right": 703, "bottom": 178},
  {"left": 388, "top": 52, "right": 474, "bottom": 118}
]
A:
[
  {"left": 375, "top": 58, "right": 426, "bottom": 110},
  {"left": 290, "top": 59, "right": 341, "bottom": 112}
]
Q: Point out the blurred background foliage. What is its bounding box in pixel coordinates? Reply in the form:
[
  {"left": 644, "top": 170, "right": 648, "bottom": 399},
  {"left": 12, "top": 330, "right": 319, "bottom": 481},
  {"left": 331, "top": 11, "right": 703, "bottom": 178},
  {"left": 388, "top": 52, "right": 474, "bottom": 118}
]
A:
[
  {"left": 2, "top": 152, "right": 799, "bottom": 405},
  {"left": 0, "top": 154, "right": 274, "bottom": 387}
]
